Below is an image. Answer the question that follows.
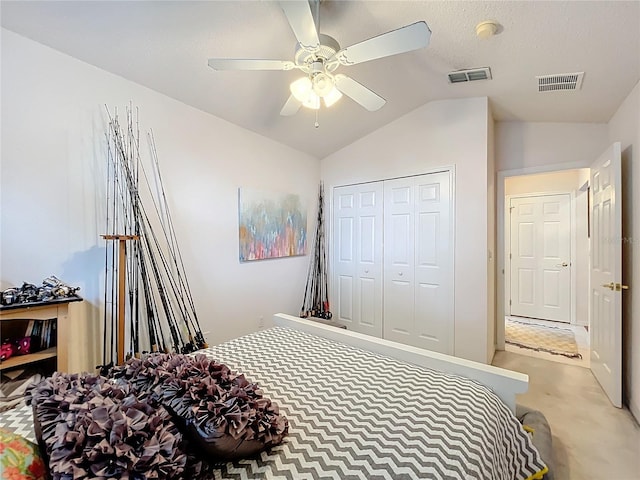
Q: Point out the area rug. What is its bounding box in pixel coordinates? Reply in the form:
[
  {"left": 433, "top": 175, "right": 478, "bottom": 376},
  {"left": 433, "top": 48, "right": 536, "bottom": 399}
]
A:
[{"left": 505, "top": 318, "right": 582, "bottom": 359}]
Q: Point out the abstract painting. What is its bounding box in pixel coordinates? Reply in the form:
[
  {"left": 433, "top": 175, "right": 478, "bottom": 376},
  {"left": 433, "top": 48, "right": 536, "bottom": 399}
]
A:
[{"left": 238, "top": 188, "right": 307, "bottom": 262}]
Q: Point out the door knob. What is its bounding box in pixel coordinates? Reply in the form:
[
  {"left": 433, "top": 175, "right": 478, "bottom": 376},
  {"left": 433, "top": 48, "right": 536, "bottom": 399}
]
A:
[
  {"left": 556, "top": 262, "right": 569, "bottom": 267},
  {"left": 364, "top": 269, "right": 369, "bottom": 274},
  {"left": 602, "top": 282, "right": 630, "bottom": 291},
  {"left": 398, "top": 272, "right": 403, "bottom": 276}
]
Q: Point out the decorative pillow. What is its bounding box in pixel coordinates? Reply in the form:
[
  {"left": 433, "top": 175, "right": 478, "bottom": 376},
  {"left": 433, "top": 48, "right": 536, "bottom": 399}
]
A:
[
  {"left": 0, "top": 342, "right": 16, "bottom": 361},
  {"left": 26, "top": 372, "right": 207, "bottom": 479},
  {"left": 517, "top": 405, "right": 554, "bottom": 480},
  {"left": 110, "top": 353, "right": 289, "bottom": 460},
  {"left": 15, "top": 336, "right": 33, "bottom": 356},
  {"left": 0, "top": 427, "right": 46, "bottom": 480}
]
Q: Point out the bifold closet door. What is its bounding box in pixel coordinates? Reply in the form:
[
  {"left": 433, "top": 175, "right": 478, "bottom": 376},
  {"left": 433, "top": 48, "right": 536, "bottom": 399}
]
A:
[
  {"left": 383, "top": 172, "right": 453, "bottom": 354},
  {"left": 333, "top": 182, "right": 383, "bottom": 337}
]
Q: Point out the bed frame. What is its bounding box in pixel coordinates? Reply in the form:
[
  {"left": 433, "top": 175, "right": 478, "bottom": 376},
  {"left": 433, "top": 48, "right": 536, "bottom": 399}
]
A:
[{"left": 273, "top": 313, "right": 528, "bottom": 413}]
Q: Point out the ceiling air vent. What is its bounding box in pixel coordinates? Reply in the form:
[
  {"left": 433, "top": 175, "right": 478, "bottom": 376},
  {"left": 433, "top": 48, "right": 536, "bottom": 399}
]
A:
[
  {"left": 536, "top": 72, "right": 584, "bottom": 92},
  {"left": 447, "top": 67, "right": 492, "bottom": 84}
]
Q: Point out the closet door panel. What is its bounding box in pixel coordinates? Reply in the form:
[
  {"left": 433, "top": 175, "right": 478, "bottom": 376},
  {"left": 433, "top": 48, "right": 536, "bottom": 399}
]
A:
[
  {"left": 359, "top": 277, "right": 377, "bottom": 327},
  {"left": 333, "top": 183, "right": 383, "bottom": 337},
  {"left": 416, "top": 282, "right": 443, "bottom": 343},
  {"left": 385, "top": 277, "right": 415, "bottom": 335},
  {"left": 383, "top": 179, "right": 416, "bottom": 343},
  {"left": 359, "top": 216, "right": 376, "bottom": 264},
  {"left": 385, "top": 183, "right": 414, "bottom": 277},
  {"left": 338, "top": 275, "right": 354, "bottom": 321},
  {"left": 338, "top": 217, "right": 354, "bottom": 262},
  {"left": 334, "top": 190, "right": 357, "bottom": 328},
  {"left": 414, "top": 173, "right": 453, "bottom": 354},
  {"left": 384, "top": 172, "right": 453, "bottom": 354},
  {"left": 356, "top": 184, "right": 383, "bottom": 336},
  {"left": 358, "top": 214, "right": 380, "bottom": 328}
]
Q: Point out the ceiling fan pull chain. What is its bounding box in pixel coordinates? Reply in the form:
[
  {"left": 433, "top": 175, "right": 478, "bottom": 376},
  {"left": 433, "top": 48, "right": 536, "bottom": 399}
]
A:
[{"left": 315, "top": 108, "right": 320, "bottom": 129}]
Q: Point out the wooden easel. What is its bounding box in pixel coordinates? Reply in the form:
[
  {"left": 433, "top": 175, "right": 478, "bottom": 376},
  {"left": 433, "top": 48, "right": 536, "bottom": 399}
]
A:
[{"left": 102, "top": 234, "right": 139, "bottom": 365}]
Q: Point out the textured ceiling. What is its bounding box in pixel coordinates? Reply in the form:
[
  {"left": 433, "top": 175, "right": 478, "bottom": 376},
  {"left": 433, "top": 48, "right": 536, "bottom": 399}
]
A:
[{"left": 2, "top": 1, "right": 639, "bottom": 159}]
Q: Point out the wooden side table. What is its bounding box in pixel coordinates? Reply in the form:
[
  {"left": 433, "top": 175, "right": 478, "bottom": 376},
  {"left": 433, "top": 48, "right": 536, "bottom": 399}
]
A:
[{"left": 0, "top": 297, "right": 83, "bottom": 373}]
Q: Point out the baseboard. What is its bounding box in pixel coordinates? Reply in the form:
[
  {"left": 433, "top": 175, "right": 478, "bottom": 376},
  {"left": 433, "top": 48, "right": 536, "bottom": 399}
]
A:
[{"left": 629, "top": 396, "right": 640, "bottom": 425}]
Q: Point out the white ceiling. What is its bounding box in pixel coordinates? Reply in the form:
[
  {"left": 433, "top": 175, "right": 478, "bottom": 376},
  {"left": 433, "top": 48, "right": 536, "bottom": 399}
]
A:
[{"left": 2, "top": 1, "right": 639, "bottom": 159}]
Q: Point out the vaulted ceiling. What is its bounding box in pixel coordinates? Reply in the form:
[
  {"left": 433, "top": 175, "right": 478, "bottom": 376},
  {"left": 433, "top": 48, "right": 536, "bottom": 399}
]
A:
[{"left": 2, "top": 1, "right": 639, "bottom": 158}]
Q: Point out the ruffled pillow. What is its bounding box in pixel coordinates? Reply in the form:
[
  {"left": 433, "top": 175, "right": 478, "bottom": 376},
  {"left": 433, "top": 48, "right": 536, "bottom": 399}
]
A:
[
  {"left": 26, "top": 372, "right": 207, "bottom": 479},
  {"left": 110, "top": 353, "right": 289, "bottom": 460}
]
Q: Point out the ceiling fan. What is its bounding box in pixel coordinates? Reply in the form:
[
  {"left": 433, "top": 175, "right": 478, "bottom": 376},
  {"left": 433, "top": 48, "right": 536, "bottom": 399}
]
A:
[{"left": 207, "top": 0, "right": 431, "bottom": 116}]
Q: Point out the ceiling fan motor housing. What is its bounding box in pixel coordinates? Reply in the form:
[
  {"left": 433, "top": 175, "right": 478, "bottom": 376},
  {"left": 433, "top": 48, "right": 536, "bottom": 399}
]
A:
[{"left": 295, "top": 34, "right": 341, "bottom": 73}]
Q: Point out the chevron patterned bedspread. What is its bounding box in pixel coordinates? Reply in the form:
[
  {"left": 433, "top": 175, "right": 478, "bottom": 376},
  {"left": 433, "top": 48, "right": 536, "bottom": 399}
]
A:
[{"left": 1, "top": 326, "right": 546, "bottom": 479}]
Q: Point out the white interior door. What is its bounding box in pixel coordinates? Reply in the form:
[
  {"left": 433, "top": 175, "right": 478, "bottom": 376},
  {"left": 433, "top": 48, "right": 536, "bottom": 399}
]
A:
[
  {"left": 333, "top": 182, "right": 383, "bottom": 337},
  {"left": 590, "top": 142, "right": 623, "bottom": 408},
  {"left": 509, "top": 194, "right": 571, "bottom": 322},
  {"left": 383, "top": 172, "right": 453, "bottom": 354}
]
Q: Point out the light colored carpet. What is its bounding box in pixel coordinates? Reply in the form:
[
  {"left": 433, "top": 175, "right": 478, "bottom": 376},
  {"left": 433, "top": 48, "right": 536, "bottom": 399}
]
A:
[
  {"left": 505, "top": 318, "right": 582, "bottom": 359},
  {"left": 493, "top": 351, "right": 640, "bottom": 480}
]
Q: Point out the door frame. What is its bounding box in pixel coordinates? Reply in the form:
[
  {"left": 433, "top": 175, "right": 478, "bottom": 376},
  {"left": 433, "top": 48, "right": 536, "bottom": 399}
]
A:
[
  {"left": 504, "top": 191, "right": 576, "bottom": 324},
  {"left": 496, "top": 161, "right": 588, "bottom": 350}
]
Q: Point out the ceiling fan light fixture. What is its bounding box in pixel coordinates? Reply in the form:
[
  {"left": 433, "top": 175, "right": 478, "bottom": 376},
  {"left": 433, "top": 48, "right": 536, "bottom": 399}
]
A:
[
  {"left": 323, "top": 87, "right": 343, "bottom": 107},
  {"left": 290, "top": 77, "right": 313, "bottom": 102},
  {"left": 302, "top": 92, "right": 321, "bottom": 110},
  {"left": 312, "top": 73, "right": 334, "bottom": 97},
  {"left": 291, "top": 76, "right": 321, "bottom": 109},
  {"left": 291, "top": 73, "right": 341, "bottom": 109}
]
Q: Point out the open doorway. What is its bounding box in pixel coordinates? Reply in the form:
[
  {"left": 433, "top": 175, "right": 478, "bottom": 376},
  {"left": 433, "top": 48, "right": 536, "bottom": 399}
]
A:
[{"left": 500, "top": 168, "right": 590, "bottom": 367}]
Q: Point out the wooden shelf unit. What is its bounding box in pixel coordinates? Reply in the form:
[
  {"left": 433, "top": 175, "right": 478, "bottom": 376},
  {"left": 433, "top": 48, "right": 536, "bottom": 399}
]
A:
[
  {"left": 0, "top": 297, "right": 82, "bottom": 373},
  {"left": 0, "top": 347, "right": 57, "bottom": 371}
]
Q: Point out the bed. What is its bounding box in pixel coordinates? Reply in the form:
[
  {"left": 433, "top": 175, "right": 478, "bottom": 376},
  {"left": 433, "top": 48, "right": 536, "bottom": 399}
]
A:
[{"left": 0, "top": 313, "right": 548, "bottom": 479}]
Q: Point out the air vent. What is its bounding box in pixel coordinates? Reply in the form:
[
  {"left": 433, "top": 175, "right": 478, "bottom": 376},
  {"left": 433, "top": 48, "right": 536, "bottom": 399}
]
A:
[
  {"left": 447, "top": 67, "right": 492, "bottom": 84},
  {"left": 536, "top": 72, "right": 584, "bottom": 92}
]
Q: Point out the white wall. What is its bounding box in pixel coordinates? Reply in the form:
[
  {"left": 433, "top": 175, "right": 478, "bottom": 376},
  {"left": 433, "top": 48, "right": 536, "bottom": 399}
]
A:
[
  {"left": 505, "top": 169, "right": 590, "bottom": 195},
  {"left": 608, "top": 80, "right": 640, "bottom": 422},
  {"left": 505, "top": 169, "right": 591, "bottom": 326},
  {"left": 322, "top": 97, "right": 491, "bottom": 364},
  {"left": 0, "top": 29, "right": 319, "bottom": 372},
  {"left": 496, "top": 122, "right": 609, "bottom": 171}
]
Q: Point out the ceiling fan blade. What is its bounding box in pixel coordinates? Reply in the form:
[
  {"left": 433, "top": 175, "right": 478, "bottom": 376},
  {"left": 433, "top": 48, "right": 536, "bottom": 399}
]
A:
[
  {"left": 279, "top": 0, "right": 320, "bottom": 52},
  {"left": 280, "top": 94, "right": 302, "bottom": 116},
  {"left": 334, "top": 74, "right": 386, "bottom": 111},
  {"left": 207, "top": 59, "right": 295, "bottom": 71},
  {"left": 333, "top": 21, "right": 431, "bottom": 66}
]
